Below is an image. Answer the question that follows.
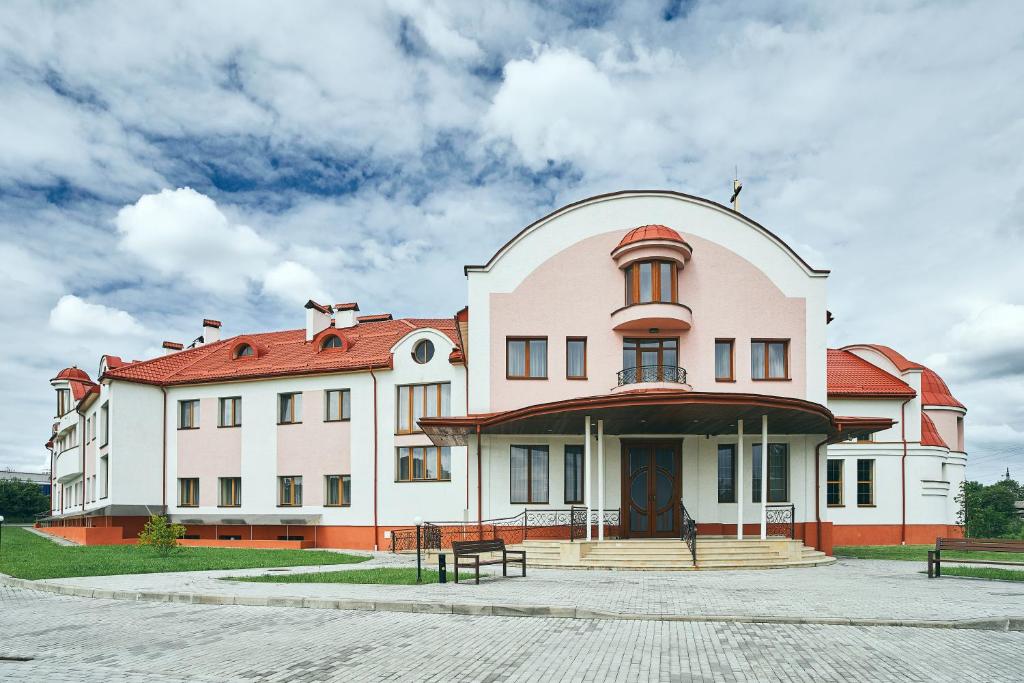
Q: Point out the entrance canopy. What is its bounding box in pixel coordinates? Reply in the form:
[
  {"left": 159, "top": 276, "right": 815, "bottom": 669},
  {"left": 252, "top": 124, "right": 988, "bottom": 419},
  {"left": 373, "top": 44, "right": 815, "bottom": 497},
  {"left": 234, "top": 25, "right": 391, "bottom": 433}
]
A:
[{"left": 419, "top": 389, "right": 892, "bottom": 446}]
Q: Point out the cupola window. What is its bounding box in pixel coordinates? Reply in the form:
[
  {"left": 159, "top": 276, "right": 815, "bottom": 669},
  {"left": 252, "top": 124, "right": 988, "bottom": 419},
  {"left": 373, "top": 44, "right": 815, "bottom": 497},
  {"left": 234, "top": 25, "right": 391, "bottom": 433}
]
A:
[
  {"left": 321, "top": 335, "right": 343, "bottom": 350},
  {"left": 624, "top": 260, "right": 677, "bottom": 305},
  {"left": 412, "top": 339, "right": 434, "bottom": 364},
  {"left": 233, "top": 343, "right": 255, "bottom": 359}
]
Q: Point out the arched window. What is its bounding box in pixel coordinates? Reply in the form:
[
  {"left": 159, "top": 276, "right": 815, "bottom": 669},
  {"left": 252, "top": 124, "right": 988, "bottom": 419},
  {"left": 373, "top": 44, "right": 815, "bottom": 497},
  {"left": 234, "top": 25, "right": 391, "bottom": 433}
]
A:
[
  {"left": 412, "top": 339, "right": 434, "bottom": 364},
  {"left": 624, "top": 260, "right": 677, "bottom": 305},
  {"left": 320, "top": 335, "right": 343, "bottom": 350},
  {"left": 233, "top": 343, "right": 254, "bottom": 359}
]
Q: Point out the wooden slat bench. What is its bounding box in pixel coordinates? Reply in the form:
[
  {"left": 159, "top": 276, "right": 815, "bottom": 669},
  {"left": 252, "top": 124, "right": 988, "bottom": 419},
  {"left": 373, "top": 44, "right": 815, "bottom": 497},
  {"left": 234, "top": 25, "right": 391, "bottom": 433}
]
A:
[
  {"left": 927, "top": 537, "right": 1024, "bottom": 578},
  {"left": 452, "top": 539, "right": 526, "bottom": 584}
]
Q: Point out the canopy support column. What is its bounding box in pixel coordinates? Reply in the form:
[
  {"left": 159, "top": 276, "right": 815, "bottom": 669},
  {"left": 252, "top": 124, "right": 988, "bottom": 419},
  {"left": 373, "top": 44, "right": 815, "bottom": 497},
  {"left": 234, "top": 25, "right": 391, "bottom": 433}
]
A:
[
  {"left": 737, "top": 419, "right": 744, "bottom": 540},
  {"left": 597, "top": 419, "right": 605, "bottom": 541},
  {"left": 760, "top": 414, "right": 768, "bottom": 540},
  {"left": 584, "top": 415, "right": 592, "bottom": 541}
]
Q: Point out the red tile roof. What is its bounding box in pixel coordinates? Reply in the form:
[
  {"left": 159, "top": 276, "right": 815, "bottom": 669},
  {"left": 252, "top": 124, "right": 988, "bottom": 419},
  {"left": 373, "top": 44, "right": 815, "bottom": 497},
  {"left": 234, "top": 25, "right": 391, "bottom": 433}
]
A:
[
  {"left": 104, "top": 318, "right": 460, "bottom": 386},
  {"left": 826, "top": 349, "right": 916, "bottom": 398},
  {"left": 357, "top": 313, "right": 393, "bottom": 323},
  {"left": 921, "top": 367, "right": 966, "bottom": 410},
  {"left": 52, "top": 367, "right": 90, "bottom": 382},
  {"left": 616, "top": 224, "right": 686, "bottom": 248},
  {"left": 852, "top": 344, "right": 924, "bottom": 372},
  {"left": 920, "top": 412, "right": 949, "bottom": 448}
]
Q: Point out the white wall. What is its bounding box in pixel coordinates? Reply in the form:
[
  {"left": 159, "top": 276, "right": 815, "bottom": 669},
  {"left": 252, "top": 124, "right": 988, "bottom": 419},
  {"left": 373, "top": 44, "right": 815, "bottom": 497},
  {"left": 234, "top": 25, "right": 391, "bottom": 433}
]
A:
[{"left": 109, "top": 380, "right": 165, "bottom": 507}]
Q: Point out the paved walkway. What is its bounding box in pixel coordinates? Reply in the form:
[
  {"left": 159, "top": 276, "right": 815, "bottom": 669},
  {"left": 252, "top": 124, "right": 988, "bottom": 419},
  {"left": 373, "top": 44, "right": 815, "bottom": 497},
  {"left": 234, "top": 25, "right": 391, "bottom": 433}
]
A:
[
  {"left": 1, "top": 584, "right": 1022, "bottom": 682},
  {"left": 8, "top": 554, "right": 1024, "bottom": 625}
]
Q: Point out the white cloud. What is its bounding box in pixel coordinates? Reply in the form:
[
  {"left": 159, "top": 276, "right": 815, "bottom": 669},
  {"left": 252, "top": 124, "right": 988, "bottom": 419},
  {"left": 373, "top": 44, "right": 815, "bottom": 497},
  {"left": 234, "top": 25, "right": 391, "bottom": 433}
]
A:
[
  {"left": 262, "top": 261, "right": 328, "bottom": 306},
  {"left": 926, "top": 303, "right": 1024, "bottom": 380},
  {"left": 48, "top": 294, "right": 147, "bottom": 336}
]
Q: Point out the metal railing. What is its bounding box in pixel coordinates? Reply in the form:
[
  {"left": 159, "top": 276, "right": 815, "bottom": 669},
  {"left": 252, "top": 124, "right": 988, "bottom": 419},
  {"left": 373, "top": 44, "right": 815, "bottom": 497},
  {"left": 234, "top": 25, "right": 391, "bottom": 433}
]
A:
[
  {"left": 617, "top": 365, "right": 687, "bottom": 386},
  {"left": 679, "top": 500, "right": 697, "bottom": 565},
  {"left": 390, "top": 508, "right": 622, "bottom": 552},
  {"left": 765, "top": 504, "right": 796, "bottom": 539}
]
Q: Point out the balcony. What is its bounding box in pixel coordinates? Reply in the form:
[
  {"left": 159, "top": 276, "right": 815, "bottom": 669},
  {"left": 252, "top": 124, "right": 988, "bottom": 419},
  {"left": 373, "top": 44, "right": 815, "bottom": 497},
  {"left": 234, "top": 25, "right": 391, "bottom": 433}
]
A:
[
  {"left": 55, "top": 446, "right": 82, "bottom": 483},
  {"left": 614, "top": 365, "right": 689, "bottom": 392},
  {"left": 610, "top": 302, "right": 692, "bottom": 332}
]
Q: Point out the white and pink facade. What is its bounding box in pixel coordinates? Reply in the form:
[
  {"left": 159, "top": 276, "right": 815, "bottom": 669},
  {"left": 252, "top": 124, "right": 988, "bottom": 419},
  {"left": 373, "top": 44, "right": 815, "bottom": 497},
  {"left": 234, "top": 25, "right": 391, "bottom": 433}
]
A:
[{"left": 42, "top": 190, "right": 966, "bottom": 553}]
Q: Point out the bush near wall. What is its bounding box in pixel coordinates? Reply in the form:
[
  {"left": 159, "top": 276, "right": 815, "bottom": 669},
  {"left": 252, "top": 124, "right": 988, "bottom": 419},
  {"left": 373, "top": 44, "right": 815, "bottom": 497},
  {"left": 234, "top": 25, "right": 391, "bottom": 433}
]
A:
[{"left": 0, "top": 479, "right": 50, "bottom": 523}]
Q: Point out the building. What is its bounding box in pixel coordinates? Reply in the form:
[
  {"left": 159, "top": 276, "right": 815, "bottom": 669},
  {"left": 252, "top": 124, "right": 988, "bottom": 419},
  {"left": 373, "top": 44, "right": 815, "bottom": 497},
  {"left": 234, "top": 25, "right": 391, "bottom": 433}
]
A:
[
  {"left": 0, "top": 468, "right": 51, "bottom": 496},
  {"left": 42, "top": 190, "right": 966, "bottom": 553}
]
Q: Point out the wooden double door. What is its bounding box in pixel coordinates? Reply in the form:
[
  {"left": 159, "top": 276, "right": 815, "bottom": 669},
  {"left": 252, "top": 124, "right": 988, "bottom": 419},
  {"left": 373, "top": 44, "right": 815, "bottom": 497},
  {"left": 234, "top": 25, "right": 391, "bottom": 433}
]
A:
[{"left": 620, "top": 441, "right": 681, "bottom": 538}]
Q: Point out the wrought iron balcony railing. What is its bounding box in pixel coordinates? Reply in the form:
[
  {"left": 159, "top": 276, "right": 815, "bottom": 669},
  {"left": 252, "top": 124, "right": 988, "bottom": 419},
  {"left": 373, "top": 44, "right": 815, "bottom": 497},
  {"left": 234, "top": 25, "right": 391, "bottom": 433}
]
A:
[{"left": 617, "top": 365, "right": 687, "bottom": 386}]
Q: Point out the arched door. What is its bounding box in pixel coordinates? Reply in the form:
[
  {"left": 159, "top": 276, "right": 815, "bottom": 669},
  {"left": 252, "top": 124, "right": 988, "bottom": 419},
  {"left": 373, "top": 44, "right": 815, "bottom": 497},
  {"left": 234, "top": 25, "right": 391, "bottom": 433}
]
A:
[{"left": 621, "top": 441, "right": 681, "bottom": 538}]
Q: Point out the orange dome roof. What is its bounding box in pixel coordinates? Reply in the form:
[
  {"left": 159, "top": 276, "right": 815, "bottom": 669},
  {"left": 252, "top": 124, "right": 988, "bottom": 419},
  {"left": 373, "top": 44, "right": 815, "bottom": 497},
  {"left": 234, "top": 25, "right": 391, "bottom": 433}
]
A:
[
  {"left": 921, "top": 367, "right": 965, "bottom": 410},
  {"left": 53, "top": 367, "right": 90, "bottom": 382},
  {"left": 616, "top": 225, "right": 686, "bottom": 249}
]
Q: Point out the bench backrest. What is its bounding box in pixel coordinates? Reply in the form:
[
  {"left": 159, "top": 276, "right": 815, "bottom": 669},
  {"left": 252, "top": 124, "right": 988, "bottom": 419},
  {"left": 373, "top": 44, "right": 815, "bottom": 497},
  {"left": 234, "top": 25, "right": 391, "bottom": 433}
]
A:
[
  {"left": 452, "top": 539, "right": 505, "bottom": 554},
  {"left": 936, "top": 537, "right": 1024, "bottom": 552}
]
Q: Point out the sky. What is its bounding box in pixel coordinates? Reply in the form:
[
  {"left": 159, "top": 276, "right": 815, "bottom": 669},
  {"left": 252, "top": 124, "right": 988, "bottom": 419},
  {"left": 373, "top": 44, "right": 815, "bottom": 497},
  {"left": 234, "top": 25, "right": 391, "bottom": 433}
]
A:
[{"left": 1, "top": 0, "right": 1022, "bottom": 482}]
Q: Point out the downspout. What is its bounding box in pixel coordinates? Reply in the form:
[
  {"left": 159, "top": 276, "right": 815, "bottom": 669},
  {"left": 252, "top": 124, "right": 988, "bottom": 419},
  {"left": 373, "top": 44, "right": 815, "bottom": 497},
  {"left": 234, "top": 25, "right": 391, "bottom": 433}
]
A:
[
  {"left": 161, "top": 387, "right": 168, "bottom": 510},
  {"left": 370, "top": 366, "right": 379, "bottom": 551},
  {"left": 464, "top": 360, "right": 470, "bottom": 513},
  {"left": 476, "top": 424, "right": 483, "bottom": 531},
  {"left": 78, "top": 406, "right": 86, "bottom": 514},
  {"left": 814, "top": 436, "right": 829, "bottom": 551},
  {"left": 900, "top": 397, "right": 912, "bottom": 546}
]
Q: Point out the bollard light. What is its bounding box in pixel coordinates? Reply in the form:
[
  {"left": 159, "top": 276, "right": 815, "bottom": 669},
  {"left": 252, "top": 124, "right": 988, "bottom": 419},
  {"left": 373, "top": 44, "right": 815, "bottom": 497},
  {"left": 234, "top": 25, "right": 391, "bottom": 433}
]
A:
[
  {"left": 414, "top": 516, "right": 423, "bottom": 584},
  {"left": 0, "top": 515, "right": 5, "bottom": 560}
]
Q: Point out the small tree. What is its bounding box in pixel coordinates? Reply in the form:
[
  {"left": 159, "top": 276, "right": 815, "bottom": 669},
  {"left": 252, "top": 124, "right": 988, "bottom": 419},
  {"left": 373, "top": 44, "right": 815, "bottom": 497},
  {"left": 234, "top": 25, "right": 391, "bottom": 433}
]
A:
[
  {"left": 137, "top": 514, "right": 186, "bottom": 556},
  {"left": 0, "top": 479, "right": 50, "bottom": 522}
]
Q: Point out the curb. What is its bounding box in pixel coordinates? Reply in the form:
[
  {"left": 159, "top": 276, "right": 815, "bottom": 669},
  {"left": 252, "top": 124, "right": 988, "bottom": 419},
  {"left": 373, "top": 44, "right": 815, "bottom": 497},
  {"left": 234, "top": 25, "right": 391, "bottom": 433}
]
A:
[{"left": 3, "top": 575, "right": 1022, "bottom": 631}]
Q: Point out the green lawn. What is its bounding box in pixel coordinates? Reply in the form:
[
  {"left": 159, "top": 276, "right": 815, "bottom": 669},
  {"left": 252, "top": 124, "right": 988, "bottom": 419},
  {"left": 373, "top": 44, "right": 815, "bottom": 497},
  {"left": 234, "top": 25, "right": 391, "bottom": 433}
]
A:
[
  {"left": 229, "top": 568, "right": 473, "bottom": 584},
  {"left": 834, "top": 544, "right": 1024, "bottom": 563},
  {"left": 0, "top": 526, "right": 370, "bottom": 580},
  {"left": 940, "top": 566, "right": 1024, "bottom": 582}
]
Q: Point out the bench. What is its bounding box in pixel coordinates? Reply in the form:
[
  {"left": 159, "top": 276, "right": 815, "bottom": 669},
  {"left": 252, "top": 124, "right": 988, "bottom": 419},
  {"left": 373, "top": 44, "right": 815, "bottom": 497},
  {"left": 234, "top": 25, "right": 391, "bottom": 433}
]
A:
[
  {"left": 451, "top": 539, "right": 526, "bottom": 584},
  {"left": 927, "top": 537, "right": 1024, "bottom": 578}
]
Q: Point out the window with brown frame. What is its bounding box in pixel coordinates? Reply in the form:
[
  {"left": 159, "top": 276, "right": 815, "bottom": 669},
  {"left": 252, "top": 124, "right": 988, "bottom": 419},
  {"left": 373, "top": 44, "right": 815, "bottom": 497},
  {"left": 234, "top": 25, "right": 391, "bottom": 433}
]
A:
[
  {"left": 178, "top": 478, "right": 199, "bottom": 507},
  {"left": 278, "top": 475, "right": 303, "bottom": 506},
  {"left": 396, "top": 383, "right": 450, "bottom": 433},
  {"left": 622, "top": 338, "right": 678, "bottom": 379},
  {"left": 396, "top": 446, "right": 452, "bottom": 481},
  {"left": 563, "top": 445, "right": 584, "bottom": 504},
  {"left": 857, "top": 459, "right": 874, "bottom": 506},
  {"left": 325, "top": 389, "right": 351, "bottom": 421},
  {"left": 826, "top": 460, "right": 844, "bottom": 507},
  {"left": 218, "top": 397, "right": 241, "bottom": 427},
  {"left": 717, "top": 444, "right": 736, "bottom": 503},
  {"left": 278, "top": 392, "right": 302, "bottom": 424},
  {"left": 325, "top": 474, "right": 351, "bottom": 505},
  {"left": 56, "top": 388, "right": 71, "bottom": 416},
  {"left": 715, "top": 339, "right": 735, "bottom": 381},
  {"left": 751, "top": 339, "right": 789, "bottom": 380},
  {"left": 218, "top": 477, "right": 241, "bottom": 507},
  {"left": 624, "top": 260, "right": 678, "bottom": 305},
  {"left": 178, "top": 399, "right": 199, "bottom": 429},
  {"left": 506, "top": 337, "right": 547, "bottom": 378},
  {"left": 566, "top": 337, "right": 587, "bottom": 379},
  {"left": 510, "top": 445, "right": 549, "bottom": 504}
]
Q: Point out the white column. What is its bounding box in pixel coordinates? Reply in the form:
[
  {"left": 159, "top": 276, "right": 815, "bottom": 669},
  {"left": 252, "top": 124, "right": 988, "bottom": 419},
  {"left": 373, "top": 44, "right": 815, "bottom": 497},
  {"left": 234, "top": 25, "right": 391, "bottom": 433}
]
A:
[
  {"left": 597, "top": 419, "right": 605, "bottom": 541},
  {"left": 585, "top": 415, "right": 592, "bottom": 541},
  {"left": 736, "top": 419, "right": 744, "bottom": 540},
  {"left": 760, "top": 414, "right": 768, "bottom": 540}
]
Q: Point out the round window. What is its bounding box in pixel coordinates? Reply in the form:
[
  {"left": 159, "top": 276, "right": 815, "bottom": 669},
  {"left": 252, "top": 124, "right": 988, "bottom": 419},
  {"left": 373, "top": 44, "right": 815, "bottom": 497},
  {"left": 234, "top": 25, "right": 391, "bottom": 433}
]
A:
[{"left": 412, "top": 339, "right": 434, "bottom": 364}]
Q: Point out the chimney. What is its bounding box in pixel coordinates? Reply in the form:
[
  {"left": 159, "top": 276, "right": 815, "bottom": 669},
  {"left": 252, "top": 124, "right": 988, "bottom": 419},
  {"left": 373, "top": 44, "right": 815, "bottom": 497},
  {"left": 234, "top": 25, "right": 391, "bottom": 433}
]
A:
[
  {"left": 334, "top": 302, "right": 359, "bottom": 328},
  {"left": 162, "top": 341, "right": 183, "bottom": 355},
  {"left": 304, "top": 300, "right": 333, "bottom": 341},
  {"left": 202, "top": 319, "right": 222, "bottom": 344}
]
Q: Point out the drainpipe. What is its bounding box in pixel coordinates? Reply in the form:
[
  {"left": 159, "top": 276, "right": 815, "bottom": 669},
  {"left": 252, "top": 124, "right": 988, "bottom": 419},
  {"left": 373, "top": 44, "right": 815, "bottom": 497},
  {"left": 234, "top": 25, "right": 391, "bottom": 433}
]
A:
[
  {"left": 476, "top": 424, "right": 483, "bottom": 532},
  {"left": 369, "top": 366, "right": 379, "bottom": 551},
  {"left": 161, "top": 387, "right": 168, "bottom": 510},
  {"left": 814, "top": 436, "right": 829, "bottom": 551},
  {"left": 464, "top": 360, "right": 470, "bottom": 513},
  {"left": 78, "top": 406, "right": 86, "bottom": 514},
  {"left": 900, "top": 397, "right": 912, "bottom": 546}
]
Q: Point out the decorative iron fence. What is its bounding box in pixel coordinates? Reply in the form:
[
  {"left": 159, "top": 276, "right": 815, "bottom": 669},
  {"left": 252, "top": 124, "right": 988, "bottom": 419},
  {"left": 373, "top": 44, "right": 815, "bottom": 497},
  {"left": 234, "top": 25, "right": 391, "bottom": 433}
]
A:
[
  {"left": 389, "top": 508, "right": 622, "bottom": 553},
  {"left": 765, "top": 504, "right": 795, "bottom": 539},
  {"left": 679, "top": 500, "right": 697, "bottom": 565},
  {"left": 616, "top": 365, "right": 687, "bottom": 386}
]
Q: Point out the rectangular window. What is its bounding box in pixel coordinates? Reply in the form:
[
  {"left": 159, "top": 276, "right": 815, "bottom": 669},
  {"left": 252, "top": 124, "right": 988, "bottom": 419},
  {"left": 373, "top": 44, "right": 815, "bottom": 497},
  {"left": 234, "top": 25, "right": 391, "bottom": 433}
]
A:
[
  {"left": 827, "top": 460, "right": 844, "bottom": 507},
  {"left": 56, "top": 388, "right": 71, "bottom": 416},
  {"left": 325, "top": 389, "right": 351, "bottom": 421},
  {"left": 717, "top": 444, "right": 736, "bottom": 503},
  {"left": 218, "top": 397, "right": 241, "bottom": 427},
  {"left": 100, "top": 455, "right": 108, "bottom": 498},
  {"left": 278, "top": 475, "right": 303, "bottom": 506},
  {"left": 566, "top": 338, "right": 587, "bottom": 379},
  {"left": 715, "top": 339, "right": 735, "bottom": 381},
  {"left": 396, "top": 447, "right": 452, "bottom": 481},
  {"left": 622, "top": 338, "right": 679, "bottom": 380},
  {"left": 325, "top": 474, "right": 351, "bottom": 506},
  {"left": 178, "top": 478, "right": 199, "bottom": 507},
  {"left": 100, "top": 402, "right": 109, "bottom": 445},
  {"left": 625, "top": 260, "right": 678, "bottom": 304},
  {"left": 278, "top": 392, "right": 302, "bottom": 424},
  {"left": 506, "top": 337, "right": 548, "bottom": 378},
  {"left": 752, "top": 443, "right": 789, "bottom": 503},
  {"left": 178, "top": 399, "right": 199, "bottom": 429},
  {"left": 511, "top": 445, "right": 549, "bottom": 504},
  {"left": 563, "top": 445, "right": 584, "bottom": 504},
  {"left": 396, "top": 383, "right": 451, "bottom": 433},
  {"left": 751, "top": 340, "right": 789, "bottom": 380},
  {"left": 218, "top": 477, "right": 241, "bottom": 507},
  {"left": 857, "top": 459, "right": 875, "bottom": 506}
]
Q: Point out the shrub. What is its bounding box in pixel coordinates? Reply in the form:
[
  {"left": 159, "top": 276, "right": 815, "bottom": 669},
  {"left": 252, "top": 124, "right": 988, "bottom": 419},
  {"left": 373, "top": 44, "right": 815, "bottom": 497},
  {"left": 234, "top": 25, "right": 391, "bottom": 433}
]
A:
[
  {"left": 0, "top": 479, "right": 50, "bottom": 523},
  {"left": 137, "top": 515, "right": 186, "bottom": 556}
]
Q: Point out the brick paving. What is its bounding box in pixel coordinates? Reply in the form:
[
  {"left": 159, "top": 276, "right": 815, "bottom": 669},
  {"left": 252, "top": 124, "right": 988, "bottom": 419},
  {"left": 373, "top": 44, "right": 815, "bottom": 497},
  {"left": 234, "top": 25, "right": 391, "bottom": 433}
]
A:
[
  {"left": 1, "top": 585, "right": 1022, "bottom": 682},
  {"left": 30, "top": 555, "right": 1024, "bottom": 622}
]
